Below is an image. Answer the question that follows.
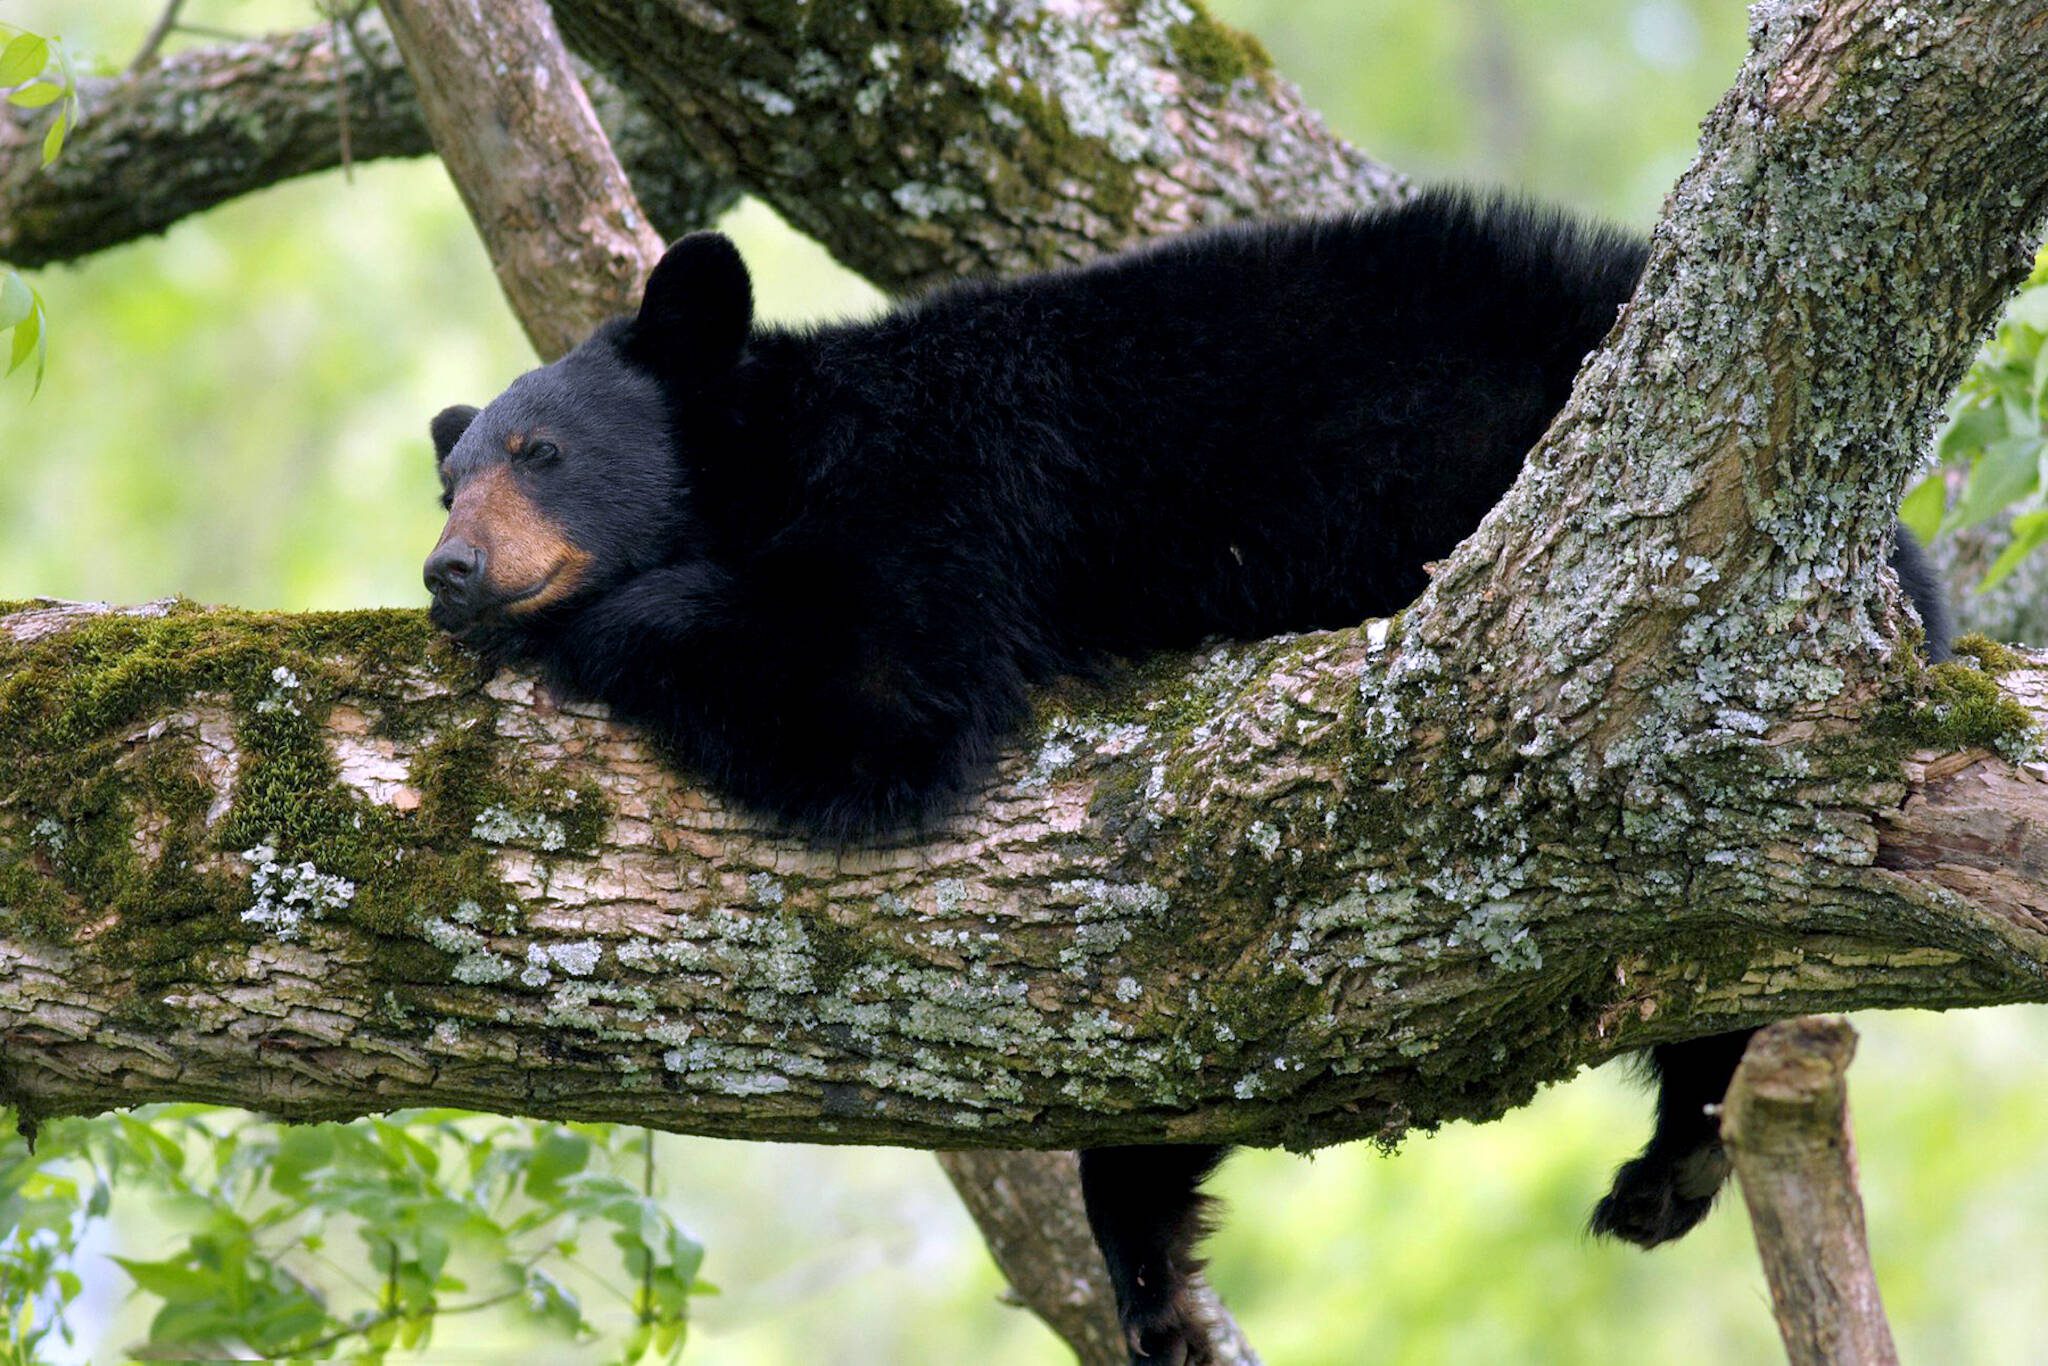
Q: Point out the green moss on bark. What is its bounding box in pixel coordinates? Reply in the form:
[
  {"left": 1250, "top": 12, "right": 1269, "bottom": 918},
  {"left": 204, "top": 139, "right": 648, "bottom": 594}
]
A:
[
  {"left": 1950, "top": 633, "right": 2025, "bottom": 676},
  {"left": 0, "top": 604, "right": 612, "bottom": 998},
  {"left": 1873, "top": 660, "right": 2039, "bottom": 757},
  {"left": 1166, "top": 12, "right": 1270, "bottom": 85}
]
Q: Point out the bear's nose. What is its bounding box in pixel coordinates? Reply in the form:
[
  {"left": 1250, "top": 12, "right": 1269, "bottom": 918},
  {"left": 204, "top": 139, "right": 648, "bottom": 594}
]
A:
[{"left": 424, "top": 539, "right": 485, "bottom": 601}]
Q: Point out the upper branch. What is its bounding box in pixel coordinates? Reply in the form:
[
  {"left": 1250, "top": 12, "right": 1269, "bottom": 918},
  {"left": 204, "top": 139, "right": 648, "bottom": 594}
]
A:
[
  {"left": 551, "top": 0, "right": 1408, "bottom": 293},
  {"left": 0, "top": 3, "right": 1408, "bottom": 289},
  {"left": 0, "top": 17, "right": 736, "bottom": 270}
]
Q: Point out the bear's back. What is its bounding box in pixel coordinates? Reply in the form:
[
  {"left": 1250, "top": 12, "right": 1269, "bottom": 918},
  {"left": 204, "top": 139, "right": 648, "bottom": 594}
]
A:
[{"left": 758, "top": 193, "right": 1648, "bottom": 665}]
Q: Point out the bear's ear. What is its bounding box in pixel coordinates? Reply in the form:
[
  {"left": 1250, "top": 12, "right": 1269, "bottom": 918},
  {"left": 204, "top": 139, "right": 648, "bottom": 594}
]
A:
[
  {"left": 431, "top": 404, "right": 479, "bottom": 465},
  {"left": 627, "top": 232, "right": 753, "bottom": 382}
]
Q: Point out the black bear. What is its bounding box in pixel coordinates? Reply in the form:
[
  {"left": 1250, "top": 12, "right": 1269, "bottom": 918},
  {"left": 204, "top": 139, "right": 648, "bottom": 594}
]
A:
[{"left": 422, "top": 190, "right": 1952, "bottom": 1365}]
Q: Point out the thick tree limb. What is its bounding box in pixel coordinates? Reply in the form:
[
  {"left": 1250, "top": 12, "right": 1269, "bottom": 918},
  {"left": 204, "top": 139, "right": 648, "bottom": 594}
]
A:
[
  {"left": 551, "top": 0, "right": 1408, "bottom": 293},
  {"left": 1, "top": 594, "right": 2045, "bottom": 1144},
  {"left": 1722, "top": 1019, "right": 1898, "bottom": 1366},
  {"left": 0, "top": 17, "right": 736, "bottom": 269}
]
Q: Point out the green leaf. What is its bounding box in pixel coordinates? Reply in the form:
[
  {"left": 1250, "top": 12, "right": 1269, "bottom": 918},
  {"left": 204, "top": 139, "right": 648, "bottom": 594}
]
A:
[
  {"left": 1944, "top": 434, "right": 2042, "bottom": 533},
  {"left": 40, "top": 109, "right": 66, "bottom": 167},
  {"left": 523, "top": 1129, "right": 592, "bottom": 1199},
  {"left": 269, "top": 1126, "right": 335, "bottom": 1197},
  {"left": 0, "top": 273, "right": 29, "bottom": 330},
  {"left": 1937, "top": 401, "right": 2004, "bottom": 463},
  {"left": 1898, "top": 471, "right": 1946, "bottom": 542},
  {"left": 112, "top": 1254, "right": 217, "bottom": 1301},
  {"left": 1976, "top": 509, "right": 2048, "bottom": 592},
  {"left": 7, "top": 304, "right": 38, "bottom": 375},
  {"left": 5, "top": 81, "right": 57, "bottom": 108},
  {"left": 0, "top": 34, "right": 48, "bottom": 87}
]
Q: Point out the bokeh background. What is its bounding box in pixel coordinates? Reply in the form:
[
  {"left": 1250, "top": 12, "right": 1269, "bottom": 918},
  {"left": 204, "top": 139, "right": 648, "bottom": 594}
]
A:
[{"left": 7, "top": 2, "right": 2048, "bottom": 1361}]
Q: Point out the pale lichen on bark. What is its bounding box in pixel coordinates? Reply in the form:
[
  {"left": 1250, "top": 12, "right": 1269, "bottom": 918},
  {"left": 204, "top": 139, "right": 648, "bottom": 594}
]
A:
[
  {"left": 3, "top": 0, "right": 2048, "bottom": 1236},
  {"left": 552, "top": 0, "right": 1407, "bottom": 291},
  {"left": 2, "top": 595, "right": 2047, "bottom": 1156}
]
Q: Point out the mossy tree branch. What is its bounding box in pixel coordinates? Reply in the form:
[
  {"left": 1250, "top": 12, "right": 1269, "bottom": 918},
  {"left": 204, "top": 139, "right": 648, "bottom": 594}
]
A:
[
  {"left": 1, "top": 595, "right": 2047, "bottom": 1146},
  {"left": 4, "top": 4, "right": 2048, "bottom": 1360},
  {"left": 0, "top": 2, "right": 1405, "bottom": 285},
  {"left": 0, "top": 15, "right": 736, "bottom": 269}
]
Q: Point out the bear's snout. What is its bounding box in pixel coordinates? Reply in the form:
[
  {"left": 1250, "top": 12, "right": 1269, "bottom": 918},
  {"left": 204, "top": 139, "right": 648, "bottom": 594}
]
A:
[{"left": 424, "top": 537, "right": 486, "bottom": 620}]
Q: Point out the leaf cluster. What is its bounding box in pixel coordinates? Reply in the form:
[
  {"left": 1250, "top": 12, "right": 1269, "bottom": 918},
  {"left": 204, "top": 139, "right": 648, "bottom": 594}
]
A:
[
  {"left": 0, "top": 1108, "right": 708, "bottom": 1363},
  {"left": 0, "top": 22, "right": 76, "bottom": 397},
  {"left": 1901, "top": 253, "right": 2048, "bottom": 590}
]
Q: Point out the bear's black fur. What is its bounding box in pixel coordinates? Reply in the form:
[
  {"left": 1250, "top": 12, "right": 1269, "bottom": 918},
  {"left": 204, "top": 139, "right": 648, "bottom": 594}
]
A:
[{"left": 422, "top": 190, "right": 1951, "bottom": 1366}]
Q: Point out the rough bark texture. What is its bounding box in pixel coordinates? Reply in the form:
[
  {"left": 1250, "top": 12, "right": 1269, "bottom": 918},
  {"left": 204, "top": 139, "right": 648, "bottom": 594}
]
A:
[
  {"left": 551, "top": 0, "right": 1408, "bottom": 294},
  {"left": 1723, "top": 1019, "right": 1898, "bottom": 1366},
  {"left": 3, "top": 4, "right": 2048, "bottom": 1362},
  {"left": 0, "top": 2, "right": 1404, "bottom": 290},
  {"left": 376, "top": 0, "right": 666, "bottom": 359},
  {"left": 0, "top": 18, "right": 736, "bottom": 270},
  {"left": 1, "top": 595, "right": 2045, "bottom": 1148}
]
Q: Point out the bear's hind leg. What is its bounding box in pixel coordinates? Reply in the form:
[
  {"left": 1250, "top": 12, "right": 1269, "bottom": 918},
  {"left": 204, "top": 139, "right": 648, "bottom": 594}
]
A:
[
  {"left": 1079, "top": 1144, "right": 1228, "bottom": 1365},
  {"left": 1590, "top": 1029, "right": 1756, "bottom": 1247}
]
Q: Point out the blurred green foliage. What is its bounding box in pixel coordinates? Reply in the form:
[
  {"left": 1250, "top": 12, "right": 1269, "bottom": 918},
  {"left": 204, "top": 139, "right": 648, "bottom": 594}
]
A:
[
  {"left": 5, "top": 1, "right": 2048, "bottom": 1362},
  {"left": 0, "top": 19, "right": 77, "bottom": 395},
  {"left": 1, "top": 1107, "right": 704, "bottom": 1362},
  {"left": 1902, "top": 256, "right": 2048, "bottom": 590}
]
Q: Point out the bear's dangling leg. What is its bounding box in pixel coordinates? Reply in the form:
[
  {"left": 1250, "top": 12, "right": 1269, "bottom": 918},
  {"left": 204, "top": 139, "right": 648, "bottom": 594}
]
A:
[
  {"left": 1590, "top": 1029, "right": 1756, "bottom": 1246},
  {"left": 1079, "top": 1144, "right": 1228, "bottom": 1365}
]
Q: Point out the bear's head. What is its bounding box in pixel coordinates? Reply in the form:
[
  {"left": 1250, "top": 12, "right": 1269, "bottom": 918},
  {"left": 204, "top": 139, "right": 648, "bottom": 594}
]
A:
[{"left": 423, "top": 233, "right": 753, "bottom": 649}]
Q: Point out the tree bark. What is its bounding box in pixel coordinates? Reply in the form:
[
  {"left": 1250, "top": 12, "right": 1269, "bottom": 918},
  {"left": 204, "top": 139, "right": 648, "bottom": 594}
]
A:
[
  {"left": 1722, "top": 1018, "right": 1898, "bottom": 1366},
  {"left": 938, "top": 1149, "right": 1260, "bottom": 1366},
  {"left": 1, "top": 589, "right": 2045, "bottom": 1143},
  {"left": 551, "top": 0, "right": 1408, "bottom": 294},
  {"left": 375, "top": 0, "right": 665, "bottom": 359},
  {"left": 4, "top": 5, "right": 2048, "bottom": 1363},
  {"left": 0, "top": 3, "right": 1406, "bottom": 287},
  {"left": 0, "top": 17, "right": 737, "bottom": 269}
]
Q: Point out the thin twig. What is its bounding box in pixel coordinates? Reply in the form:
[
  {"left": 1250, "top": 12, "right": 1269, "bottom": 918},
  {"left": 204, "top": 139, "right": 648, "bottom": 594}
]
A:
[{"left": 129, "top": 0, "right": 189, "bottom": 72}]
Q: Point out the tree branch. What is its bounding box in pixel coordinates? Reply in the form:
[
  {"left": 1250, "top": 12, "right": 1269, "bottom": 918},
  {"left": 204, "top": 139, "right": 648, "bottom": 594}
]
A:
[
  {"left": 0, "top": 594, "right": 2044, "bottom": 1144},
  {"left": 1722, "top": 1018, "right": 1898, "bottom": 1366},
  {"left": 375, "top": 0, "right": 663, "bottom": 359},
  {"left": 551, "top": 0, "right": 1407, "bottom": 294},
  {"left": 939, "top": 1149, "right": 1260, "bottom": 1366},
  {"left": 1, "top": 3, "right": 1406, "bottom": 286},
  {"left": 0, "top": 17, "right": 736, "bottom": 270}
]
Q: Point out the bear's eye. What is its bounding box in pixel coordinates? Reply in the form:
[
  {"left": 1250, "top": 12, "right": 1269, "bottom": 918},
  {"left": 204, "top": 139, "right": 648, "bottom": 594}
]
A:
[
  {"left": 438, "top": 486, "right": 453, "bottom": 512},
  {"left": 522, "top": 440, "right": 561, "bottom": 465}
]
